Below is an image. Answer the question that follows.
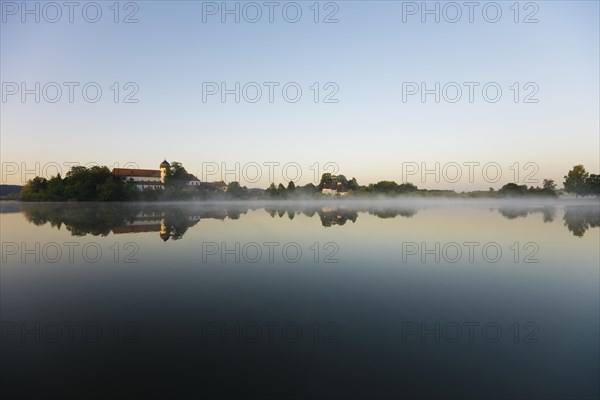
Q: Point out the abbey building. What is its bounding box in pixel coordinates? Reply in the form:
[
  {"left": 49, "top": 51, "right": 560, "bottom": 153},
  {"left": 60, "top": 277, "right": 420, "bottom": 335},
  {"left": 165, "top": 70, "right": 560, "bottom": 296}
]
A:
[{"left": 112, "top": 160, "right": 201, "bottom": 190}]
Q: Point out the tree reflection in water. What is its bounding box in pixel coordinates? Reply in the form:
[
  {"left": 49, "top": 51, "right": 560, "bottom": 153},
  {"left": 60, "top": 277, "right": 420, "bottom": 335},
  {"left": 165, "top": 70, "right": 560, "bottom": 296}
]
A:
[
  {"left": 11, "top": 201, "right": 600, "bottom": 240},
  {"left": 563, "top": 205, "right": 600, "bottom": 237},
  {"left": 497, "top": 206, "right": 556, "bottom": 222}
]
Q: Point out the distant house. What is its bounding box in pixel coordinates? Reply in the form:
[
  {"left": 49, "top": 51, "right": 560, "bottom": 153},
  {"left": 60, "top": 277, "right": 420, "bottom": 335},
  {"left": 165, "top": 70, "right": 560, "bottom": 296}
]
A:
[
  {"left": 337, "top": 184, "right": 349, "bottom": 196},
  {"left": 321, "top": 183, "right": 337, "bottom": 195},
  {"left": 186, "top": 173, "right": 201, "bottom": 186},
  {"left": 112, "top": 160, "right": 201, "bottom": 189},
  {"left": 322, "top": 181, "right": 349, "bottom": 196}
]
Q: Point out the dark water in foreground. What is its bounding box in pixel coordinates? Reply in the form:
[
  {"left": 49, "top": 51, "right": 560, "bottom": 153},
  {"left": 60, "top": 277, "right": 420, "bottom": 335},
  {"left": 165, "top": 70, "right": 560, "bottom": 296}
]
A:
[{"left": 1, "top": 200, "right": 599, "bottom": 399}]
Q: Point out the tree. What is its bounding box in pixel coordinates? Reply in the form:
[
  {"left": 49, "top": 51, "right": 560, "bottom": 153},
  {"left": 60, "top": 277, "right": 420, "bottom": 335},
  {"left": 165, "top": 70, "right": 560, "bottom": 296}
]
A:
[
  {"left": 586, "top": 174, "right": 600, "bottom": 196},
  {"left": 20, "top": 177, "right": 48, "bottom": 201},
  {"left": 336, "top": 175, "right": 348, "bottom": 185},
  {"left": 62, "top": 166, "right": 115, "bottom": 201},
  {"left": 397, "top": 182, "right": 418, "bottom": 193},
  {"left": 318, "top": 173, "right": 332, "bottom": 190},
  {"left": 287, "top": 181, "right": 296, "bottom": 192},
  {"left": 276, "top": 183, "right": 286, "bottom": 196},
  {"left": 564, "top": 165, "right": 589, "bottom": 197},
  {"left": 498, "top": 183, "right": 528, "bottom": 196},
  {"left": 226, "top": 181, "right": 247, "bottom": 198},
  {"left": 21, "top": 166, "right": 134, "bottom": 201},
  {"left": 541, "top": 179, "right": 558, "bottom": 197},
  {"left": 348, "top": 178, "right": 359, "bottom": 191},
  {"left": 543, "top": 179, "right": 556, "bottom": 191},
  {"left": 372, "top": 181, "right": 399, "bottom": 193},
  {"left": 97, "top": 178, "right": 126, "bottom": 201},
  {"left": 266, "top": 183, "right": 277, "bottom": 197},
  {"left": 46, "top": 174, "right": 65, "bottom": 200},
  {"left": 164, "top": 162, "right": 188, "bottom": 190},
  {"left": 298, "top": 183, "right": 317, "bottom": 196}
]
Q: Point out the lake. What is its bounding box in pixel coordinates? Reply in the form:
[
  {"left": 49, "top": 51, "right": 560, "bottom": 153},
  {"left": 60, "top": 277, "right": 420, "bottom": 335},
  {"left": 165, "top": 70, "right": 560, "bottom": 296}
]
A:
[{"left": 1, "top": 199, "right": 599, "bottom": 399}]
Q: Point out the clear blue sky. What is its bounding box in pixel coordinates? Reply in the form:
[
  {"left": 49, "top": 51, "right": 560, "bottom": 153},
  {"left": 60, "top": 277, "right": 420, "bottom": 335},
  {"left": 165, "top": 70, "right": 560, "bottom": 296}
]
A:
[{"left": 1, "top": 0, "right": 599, "bottom": 189}]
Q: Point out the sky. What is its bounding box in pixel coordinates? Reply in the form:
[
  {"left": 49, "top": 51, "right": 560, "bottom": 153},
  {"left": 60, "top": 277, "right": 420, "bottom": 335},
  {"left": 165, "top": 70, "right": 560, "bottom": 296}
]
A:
[{"left": 1, "top": 0, "right": 599, "bottom": 190}]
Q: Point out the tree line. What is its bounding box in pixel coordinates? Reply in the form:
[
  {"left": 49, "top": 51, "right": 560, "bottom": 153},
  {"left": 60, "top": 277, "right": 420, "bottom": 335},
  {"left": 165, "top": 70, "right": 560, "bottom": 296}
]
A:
[{"left": 17, "top": 163, "right": 600, "bottom": 201}]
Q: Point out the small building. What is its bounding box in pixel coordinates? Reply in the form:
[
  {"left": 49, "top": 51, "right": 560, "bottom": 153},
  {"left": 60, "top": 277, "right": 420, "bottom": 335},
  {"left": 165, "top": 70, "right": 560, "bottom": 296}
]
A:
[
  {"left": 322, "top": 183, "right": 337, "bottom": 195},
  {"left": 186, "top": 173, "right": 201, "bottom": 186},
  {"left": 322, "top": 182, "right": 349, "bottom": 196}
]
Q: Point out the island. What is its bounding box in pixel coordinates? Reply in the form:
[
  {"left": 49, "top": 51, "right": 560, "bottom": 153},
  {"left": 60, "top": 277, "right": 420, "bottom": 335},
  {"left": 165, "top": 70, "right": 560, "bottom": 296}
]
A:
[{"left": 8, "top": 160, "right": 600, "bottom": 202}]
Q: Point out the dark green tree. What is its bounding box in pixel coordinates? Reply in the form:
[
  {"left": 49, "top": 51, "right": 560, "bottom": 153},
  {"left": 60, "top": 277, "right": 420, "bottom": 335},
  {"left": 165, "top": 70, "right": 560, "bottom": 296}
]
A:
[
  {"left": 276, "top": 183, "right": 286, "bottom": 196},
  {"left": 541, "top": 179, "right": 558, "bottom": 197},
  {"left": 62, "top": 166, "right": 116, "bottom": 201},
  {"left": 586, "top": 174, "right": 600, "bottom": 196},
  {"left": 46, "top": 174, "right": 65, "bottom": 200},
  {"left": 266, "top": 183, "right": 277, "bottom": 197},
  {"left": 348, "top": 177, "right": 359, "bottom": 191},
  {"left": 298, "top": 183, "right": 318, "bottom": 196},
  {"left": 21, "top": 166, "right": 134, "bottom": 201},
  {"left": 20, "top": 177, "right": 48, "bottom": 201},
  {"left": 564, "top": 165, "right": 589, "bottom": 197},
  {"left": 226, "top": 181, "right": 248, "bottom": 198},
  {"left": 543, "top": 179, "right": 556, "bottom": 191},
  {"left": 372, "top": 181, "right": 399, "bottom": 193},
  {"left": 318, "top": 173, "right": 332, "bottom": 190},
  {"left": 498, "top": 183, "right": 528, "bottom": 196},
  {"left": 397, "top": 182, "right": 418, "bottom": 193},
  {"left": 164, "top": 162, "right": 189, "bottom": 190}
]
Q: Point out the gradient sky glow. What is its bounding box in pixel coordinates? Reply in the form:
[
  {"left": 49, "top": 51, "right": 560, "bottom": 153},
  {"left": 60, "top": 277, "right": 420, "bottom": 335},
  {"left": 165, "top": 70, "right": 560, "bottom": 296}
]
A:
[{"left": 1, "top": 0, "right": 599, "bottom": 190}]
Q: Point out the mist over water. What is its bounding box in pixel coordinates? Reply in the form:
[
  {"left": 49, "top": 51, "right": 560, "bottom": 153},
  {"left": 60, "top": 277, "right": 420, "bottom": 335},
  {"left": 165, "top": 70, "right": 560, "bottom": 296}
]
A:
[{"left": 1, "top": 199, "right": 599, "bottom": 398}]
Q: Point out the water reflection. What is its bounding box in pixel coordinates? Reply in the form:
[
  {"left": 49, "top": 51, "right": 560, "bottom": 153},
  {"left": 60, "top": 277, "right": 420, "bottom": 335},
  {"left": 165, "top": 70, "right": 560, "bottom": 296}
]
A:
[
  {"left": 3, "top": 201, "right": 599, "bottom": 239},
  {"left": 497, "top": 206, "right": 556, "bottom": 222},
  {"left": 563, "top": 205, "right": 600, "bottom": 237},
  {"left": 1, "top": 200, "right": 598, "bottom": 399}
]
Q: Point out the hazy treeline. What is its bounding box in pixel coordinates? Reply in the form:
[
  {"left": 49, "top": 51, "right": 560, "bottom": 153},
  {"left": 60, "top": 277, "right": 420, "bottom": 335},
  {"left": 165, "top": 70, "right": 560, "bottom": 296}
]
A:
[{"left": 15, "top": 163, "right": 600, "bottom": 202}]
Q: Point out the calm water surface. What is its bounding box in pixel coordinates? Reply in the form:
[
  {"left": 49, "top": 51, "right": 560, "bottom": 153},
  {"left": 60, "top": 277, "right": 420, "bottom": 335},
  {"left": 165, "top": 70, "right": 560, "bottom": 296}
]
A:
[{"left": 1, "top": 200, "right": 599, "bottom": 399}]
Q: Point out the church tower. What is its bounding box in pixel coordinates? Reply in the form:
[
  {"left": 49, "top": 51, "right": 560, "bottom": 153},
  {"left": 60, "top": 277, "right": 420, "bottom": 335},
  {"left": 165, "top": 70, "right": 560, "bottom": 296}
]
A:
[{"left": 160, "top": 160, "right": 170, "bottom": 183}]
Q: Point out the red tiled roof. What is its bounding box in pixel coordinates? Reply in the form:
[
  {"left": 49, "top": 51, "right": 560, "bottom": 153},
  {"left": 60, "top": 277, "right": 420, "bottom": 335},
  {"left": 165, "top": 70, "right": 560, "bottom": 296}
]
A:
[{"left": 113, "top": 168, "right": 161, "bottom": 178}]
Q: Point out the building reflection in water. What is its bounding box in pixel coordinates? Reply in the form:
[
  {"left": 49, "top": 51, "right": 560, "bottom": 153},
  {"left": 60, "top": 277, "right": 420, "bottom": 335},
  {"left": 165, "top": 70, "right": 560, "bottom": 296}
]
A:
[{"left": 8, "top": 202, "right": 600, "bottom": 240}]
